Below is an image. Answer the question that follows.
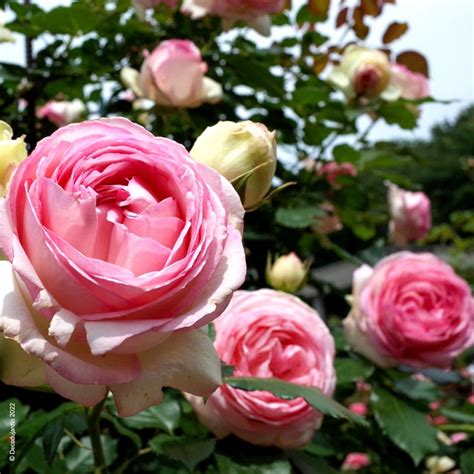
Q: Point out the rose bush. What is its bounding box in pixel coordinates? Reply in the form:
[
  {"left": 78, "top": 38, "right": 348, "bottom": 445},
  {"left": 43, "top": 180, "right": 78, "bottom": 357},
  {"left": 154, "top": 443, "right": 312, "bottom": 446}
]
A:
[
  {"left": 0, "top": 117, "right": 246, "bottom": 416},
  {"left": 121, "top": 39, "right": 223, "bottom": 108},
  {"left": 187, "top": 289, "right": 336, "bottom": 449},
  {"left": 344, "top": 252, "right": 474, "bottom": 369}
]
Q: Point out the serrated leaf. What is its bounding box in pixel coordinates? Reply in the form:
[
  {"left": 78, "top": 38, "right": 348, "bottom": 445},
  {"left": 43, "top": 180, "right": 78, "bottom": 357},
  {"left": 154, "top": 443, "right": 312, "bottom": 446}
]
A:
[
  {"left": 293, "top": 86, "right": 329, "bottom": 106},
  {"left": 383, "top": 21, "right": 408, "bottom": 44},
  {"left": 333, "top": 144, "right": 361, "bottom": 163},
  {"left": 225, "top": 377, "right": 367, "bottom": 426},
  {"left": 66, "top": 435, "right": 117, "bottom": 473},
  {"left": 371, "top": 386, "right": 438, "bottom": 465},
  {"left": 102, "top": 412, "right": 141, "bottom": 448},
  {"left": 379, "top": 102, "right": 417, "bottom": 129},
  {"left": 215, "top": 455, "right": 292, "bottom": 474},
  {"left": 276, "top": 206, "right": 321, "bottom": 229},
  {"left": 288, "top": 451, "right": 338, "bottom": 474},
  {"left": 122, "top": 396, "right": 181, "bottom": 434},
  {"left": 335, "top": 358, "right": 374, "bottom": 385},
  {"left": 393, "top": 378, "right": 440, "bottom": 402}
]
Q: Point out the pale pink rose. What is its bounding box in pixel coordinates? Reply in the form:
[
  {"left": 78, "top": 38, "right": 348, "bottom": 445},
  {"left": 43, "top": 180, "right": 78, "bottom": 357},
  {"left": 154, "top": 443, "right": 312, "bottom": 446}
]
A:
[
  {"left": 390, "top": 64, "right": 430, "bottom": 100},
  {"left": 387, "top": 182, "right": 431, "bottom": 245},
  {"left": 318, "top": 161, "right": 358, "bottom": 188},
  {"left": 36, "top": 99, "right": 86, "bottom": 127},
  {"left": 187, "top": 289, "right": 336, "bottom": 449},
  {"left": 450, "top": 432, "right": 467, "bottom": 444},
  {"left": 342, "top": 453, "right": 370, "bottom": 471},
  {"left": 121, "top": 39, "right": 222, "bottom": 108},
  {"left": 181, "top": 0, "right": 286, "bottom": 36},
  {"left": 344, "top": 252, "right": 474, "bottom": 369},
  {"left": 349, "top": 402, "right": 368, "bottom": 416},
  {"left": 0, "top": 118, "right": 246, "bottom": 416}
]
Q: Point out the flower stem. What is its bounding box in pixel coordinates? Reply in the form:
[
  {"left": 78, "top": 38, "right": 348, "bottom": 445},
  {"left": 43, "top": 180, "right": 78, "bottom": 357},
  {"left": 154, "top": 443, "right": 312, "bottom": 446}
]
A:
[{"left": 84, "top": 398, "right": 108, "bottom": 474}]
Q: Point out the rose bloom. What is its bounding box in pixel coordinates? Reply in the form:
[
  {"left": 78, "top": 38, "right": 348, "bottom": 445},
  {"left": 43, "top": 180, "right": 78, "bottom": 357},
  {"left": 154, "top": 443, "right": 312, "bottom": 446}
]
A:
[
  {"left": 344, "top": 252, "right": 474, "bottom": 369},
  {"left": 121, "top": 39, "right": 222, "bottom": 108},
  {"left": 341, "top": 453, "right": 370, "bottom": 471},
  {"left": 390, "top": 64, "right": 430, "bottom": 100},
  {"left": 0, "top": 118, "right": 246, "bottom": 416},
  {"left": 329, "top": 45, "right": 391, "bottom": 99},
  {"left": 181, "top": 0, "right": 286, "bottom": 36},
  {"left": 387, "top": 182, "right": 431, "bottom": 245},
  {"left": 187, "top": 289, "right": 336, "bottom": 449},
  {"left": 36, "top": 99, "right": 86, "bottom": 127},
  {"left": 318, "top": 161, "right": 358, "bottom": 188}
]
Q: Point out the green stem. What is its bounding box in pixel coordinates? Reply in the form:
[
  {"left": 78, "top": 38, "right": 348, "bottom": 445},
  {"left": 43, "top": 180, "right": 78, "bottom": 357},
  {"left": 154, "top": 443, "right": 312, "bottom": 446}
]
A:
[{"left": 85, "top": 398, "right": 108, "bottom": 474}]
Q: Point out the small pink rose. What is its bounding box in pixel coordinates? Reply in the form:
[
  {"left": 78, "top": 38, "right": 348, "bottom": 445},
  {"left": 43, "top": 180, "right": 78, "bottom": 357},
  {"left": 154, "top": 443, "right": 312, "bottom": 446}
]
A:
[
  {"left": 187, "top": 289, "right": 336, "bottom": 449},
  {"left": 349, "top": 402, "right": 368, "bottom": 416},
  {"left": 344, "top": 252, "right": 474, "bottom": 369},
  {"left": 468, "top": 394, "right": 474, "bottom": 405},
  {"left": 0, "top": 118, "right": 246, "bottom": 416},
  {"left": 429, "top": 401, "right": 441, "bottom": 411},
  {"left": 450, "top": 432, "right": 467, "bottom": 444},
  {"left": 342, "top": 453, "right": 370, "bottom": 471},
  {"left": 387, "top": 182, "right": 431, "bottom": 245},
  {"left": 318, "top": 161, "right": 358, "bottom": 188},
  {"left": 390, "top": 64, "right": 430, "bottom": 100},
  {"left": 36, "top": 99, "right": 86, "bottom": 127},
  {"left": 121, "top": 39, "right": 222, "bottom": 108},
  {"left": 428, "top": 415, "right": 449, "bottom": 426}
]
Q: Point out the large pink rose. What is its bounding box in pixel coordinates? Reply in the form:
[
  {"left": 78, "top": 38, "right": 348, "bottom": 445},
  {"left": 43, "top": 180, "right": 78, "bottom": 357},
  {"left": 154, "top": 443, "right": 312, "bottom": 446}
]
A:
[
  {"left": 121, "top": 39, "right": 223, "bottom": 108},
  {"left": 0, "top": 118, "right": 246, "bottom": 416},
  {"left": 344, "top": 252, "right": 474, "bottom": 369},
  {"left": 187, "top": 289, "right": 336, "bottom": 449},
  {"left": 387, "top": 182, "right": 431, "bottom": 245},
  {"left": 390, "top": 64, "right": 430, "bottom": 100},
  {"left": 181, "top": 0, "right": 286, "bottom": 36}
]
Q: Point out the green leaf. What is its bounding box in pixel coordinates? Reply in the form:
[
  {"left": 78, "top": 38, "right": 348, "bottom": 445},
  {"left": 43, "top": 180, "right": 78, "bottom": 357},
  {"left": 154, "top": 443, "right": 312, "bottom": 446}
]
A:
[
  {"left": 288, "top": 451, "right": 339, "bottom": 474},
  {"left": 275, "top": 206, "right": 321, "bottom": 229},
  {"left": 215, "top": 455, "right": 292, "bottom": 474},
  {"left": 66, "top": 435, "right": 118, "bottom": 473},
  {"left": 379, "top": 102, "right": 418, "bottom": 129},
  {"left": 304, "top": 122, "right": 333, "bottom": 146},
  {"left": 0, "top": 399, "right": 29, "bottom": 436},
  {"left": 333, "top": 144, "right": 361, "bottom": 163},
  {"left": 150, "top": 435, "right": 215, "bottom": 472},
  {"left": 335, "top": 358, "right": 374, "bottom": 385},
  {"left": 102, "top": 412, "right": 141, "bottom": 448},
  {"left": 42, "top": 414, "right": 65, "bottom": 466},
  {"left": 439, "top": 406, "right": 474, "bottom": 424},
  {"left": 393, "top": 378, "right": 441, "bottom": 402},
  {"left": 122, "top": 395, "right": 181, "bottom": 434},
  {"left": 461, "top": 449, "right": 474, "bottom": 474},
  {"left": 225, "top": 377, "right": 367, "bottom": 426},
  {"left": 371, "top": 386, "right": 438, "bottom": 465},
  {"left": 292, "top": 86, "right": 329, "bottom": 106}
]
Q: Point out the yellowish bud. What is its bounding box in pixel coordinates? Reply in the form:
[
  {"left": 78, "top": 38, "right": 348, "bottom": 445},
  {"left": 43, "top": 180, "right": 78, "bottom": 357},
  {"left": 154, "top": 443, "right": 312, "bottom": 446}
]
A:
[
  {"left": 190, "top": 121, "right": 277, "bottom": 209},
  {"left": 0, "top": 121, "right": 27, "bottom": 197},
  {"left": 266, "top": 252, "right": 311, "bottom": 293}
]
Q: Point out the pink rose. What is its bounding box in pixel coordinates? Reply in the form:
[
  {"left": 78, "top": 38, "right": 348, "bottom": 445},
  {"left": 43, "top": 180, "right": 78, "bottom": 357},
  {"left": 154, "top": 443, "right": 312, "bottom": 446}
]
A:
[
  {"left": 450, "top": 432, "right": 467, "bottom": 444},
  {"left": 388, "top": 182, "right": 431, "bottom": 245},
  {"left": 342, "top": 453, "right": 370, "bottom": 471},
  {"left": 318, "top": 161, "right": 358, "bottom": 188},
  {"left": 36, "top": 99, "right": 86, "bottom": 127},
  {"left": 344, "top": 252, "right": 474, "bottom": 369},
  {"left": 0, "top": 118, "right": 246, "bottom": 416},
  {"left": 349, "top": 402, "right": 368, "bottom": 416},
  {"left": 121, "top": 40, "right": 222, "bottom": 108},
  {"left": 469, "top": 394, "right": 474, "bottom": 405},
  {"left": 187, "top": 289, "right": 336, "bottom": 449},
  {"left": 181, "top": 0, "right": 286, "bottom": 36},
  {"left": 390, "top": 64, "right": 430, "bottom": 100}
]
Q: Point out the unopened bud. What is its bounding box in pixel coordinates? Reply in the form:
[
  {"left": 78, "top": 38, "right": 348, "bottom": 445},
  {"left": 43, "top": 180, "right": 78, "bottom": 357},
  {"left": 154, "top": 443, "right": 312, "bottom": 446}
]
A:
[{"left": 266, "top": 252, "right": 310, "bottom": 293}]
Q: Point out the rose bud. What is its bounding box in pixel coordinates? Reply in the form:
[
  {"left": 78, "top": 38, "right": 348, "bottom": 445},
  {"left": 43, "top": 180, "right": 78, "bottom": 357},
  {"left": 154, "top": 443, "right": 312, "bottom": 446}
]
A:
[
  {"left": 181, "top": 0, "right": 286, "bottom": 36},
  {"left": 186, "top": 289, "right": 336, "bottom": 449},
  {"left": 425, "top": 456, "right": 456, "bottom": 474},
  {"left": 121, "top": 39, "right": 222, "bottom": 109},
  {"left": 343, "top": 252, "right": 474, "bottom": 369},
  {"left": 266, "top": 252, "right": 311, "bottom": 293},
  {"left": 329, "top": 46, "right": 391, "bottom": 99},
  {"left": 387, "top": 182, "right": 431, "bottom": 246},
  {"left": 36, "top": 99, "right": 86, "bottom": 127},
  {"left": 318, "top": 161, "right": 358, "bottom": 189},
  {"left": 348, "top": 402, "right": 368, "bottom": 417},
  {"left": 190, "top": 121, "right": 277, "bottom": 209},
  {"left": 0, "top": 121, "right": 27, "bottom": 197},
  {"left": 341, "top": 453, "right": 370, "bottom": 471}
]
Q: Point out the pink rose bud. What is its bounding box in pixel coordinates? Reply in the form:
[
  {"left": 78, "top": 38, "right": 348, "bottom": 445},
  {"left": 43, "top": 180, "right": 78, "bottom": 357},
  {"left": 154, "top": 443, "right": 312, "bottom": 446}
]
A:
[
  {"left": 36, "top": 99, "right": 86, "bottom": 127},
  {"left": 349, "top": 402, "right": 368, "bottom": 416},
  {"left": 343, "top": 252, "right": 474, "bottom": 370},
  {"left": 342, "top": 453, "right": 371, "bottom": 471},
  {"left": 187, "top": 289, "right": 336, "bottom": 449},
  {"left": 266, "top": 252, "right": 310, "bottom": 293},
  {"left": 428, "top": 415, "right": 449, "bottom": 426},
  {"left": 387, "top": 182, "right": 431, "bottom": 246},
  {"left": 429, "top": 401, "right": 441, "bottom": 411},
  {"left": 318, "top": 161, "right": 358, "bottom": 188},
  {"left": 0, "top": 118, "right": 246, "bottom": 416},
  {"left": 356, "top": 381, "right": 371, "bottom": 392},
  {"left": 329, "top": 46, "right": 391, "bottom": 99},
  {"left": 390, "top": 64, "right": 430, "bottom": 100},
  {"left": 450, "top": 432, "right": 467, "bottom": 444},
  {"left": 190, "top": 121, "right": 277, "bottom": 209},
  {"left": 181, "top": 0, "right": 286, "bottom": 36},
  {"left": 121, "top": 39, "right": 222, "bottom": 108},
  {"left": 468, "top": 394, "right": 474, "bottom": 405}
]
